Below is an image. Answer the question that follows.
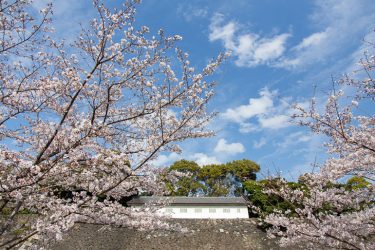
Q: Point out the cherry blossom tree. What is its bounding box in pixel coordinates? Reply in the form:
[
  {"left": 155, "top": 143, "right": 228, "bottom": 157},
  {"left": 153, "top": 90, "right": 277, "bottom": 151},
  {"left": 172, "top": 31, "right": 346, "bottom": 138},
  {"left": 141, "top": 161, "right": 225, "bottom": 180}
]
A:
[
  {"left": 0, "top": 0, "right": 226, "bottom": 248},
  {"left": 265, "top": 48, "right": 375, "bottom": 249}
]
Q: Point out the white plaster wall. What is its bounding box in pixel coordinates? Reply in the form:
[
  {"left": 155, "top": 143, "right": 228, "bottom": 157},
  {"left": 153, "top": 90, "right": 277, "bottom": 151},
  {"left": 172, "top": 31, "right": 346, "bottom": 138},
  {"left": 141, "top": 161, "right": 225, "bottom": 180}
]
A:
[{"left": 133, "top": 205, "right": 249, "bottom": 219}]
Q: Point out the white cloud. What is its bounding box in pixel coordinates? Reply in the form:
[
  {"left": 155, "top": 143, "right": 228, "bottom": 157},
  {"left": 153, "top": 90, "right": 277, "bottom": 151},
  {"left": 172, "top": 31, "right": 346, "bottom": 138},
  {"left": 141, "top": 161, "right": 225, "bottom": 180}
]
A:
[
  {"left": 277, "top": 0, "right": 375, "bottom": 69},
  {"left": 277, "top": 132, "right": 313, "bottom": 149},
  {"left": 152, "top": 151, "right": 221, "bottom": 168},
  {"left": 191, "top": 153, "right": 220, "bottom": 166},
  {"left": 222, "top": 88, "right": 293, "bottom": 132},
  {"left": 294, "top": 30, "right": 329, "bottom": 51},
  {"left": 32, "top": 0, "right": 94, "bottom": 42},
  {"left": 209, "top": 16, "right": 237, "bottom": 47},
  {"left": 214, "top": 138, "right": 245, "bottom": 155},
  {"left": 209, "top": 0, "right": 375, "bottom": 70},
  {"left": 177, "top": 4, "right": 208, "bottom": 22},
  {"left": 151, "top": 152, "right": 181, "bottom": 167},
  {"left": 250, "top": 34, "right": 290, "bottom": 65},
  {"left": 253, "top": 137, "right": 266, "bottom": 149},
  {"left": 239, "top": 122, "right": 260, "bottom": 133},
  {"left": 344, "top": 29, "right": 375, "bottom": 73},
  {"left": 258, "top": 115, "right": 290, "bottom": 129},
  {"left": 222, "top": 88, "right": 274, "bottom": 123},
  {"left": 209, "top": 13, "right": 290, "bottom": 67}
]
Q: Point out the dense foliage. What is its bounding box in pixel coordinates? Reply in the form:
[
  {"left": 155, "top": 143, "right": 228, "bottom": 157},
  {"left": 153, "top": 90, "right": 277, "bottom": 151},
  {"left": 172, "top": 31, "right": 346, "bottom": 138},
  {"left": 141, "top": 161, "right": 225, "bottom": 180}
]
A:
[
  {"left": 244, "top": 176, "right": 370, "bottom": 217},
  {"left": 162, "top": 159, "right": 260, "bottom": 197},
  {"left": 163, "top": 157, "right": 373, "bottom": 246}
]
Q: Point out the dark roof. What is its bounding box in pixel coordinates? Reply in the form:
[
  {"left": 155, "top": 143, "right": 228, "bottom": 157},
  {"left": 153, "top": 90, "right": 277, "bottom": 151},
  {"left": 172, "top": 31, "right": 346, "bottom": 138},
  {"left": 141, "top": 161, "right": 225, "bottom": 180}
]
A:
[{"left": 127, "top": 196, "right": 248, "bottom": 206}]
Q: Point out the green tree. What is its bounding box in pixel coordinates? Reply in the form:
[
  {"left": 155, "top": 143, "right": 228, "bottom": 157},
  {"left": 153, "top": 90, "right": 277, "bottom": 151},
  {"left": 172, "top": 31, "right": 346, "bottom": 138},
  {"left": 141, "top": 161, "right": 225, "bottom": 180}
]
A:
[
  {"left": 226, "top": 159, "right": 260, "bottom": 195},
  {"left": 244, "top": 178, "right": 305, "bottom": 218},
  {"left": 346, "top": 176, "right": 371, "bottom": 190},
  {"left": 226, "top": 159, "right": 260, "bottom": 182},
  {"left": 169, "top": 159, "right": 200, "bottom": 174},
  {"left": 197, "top": 160, "right": 260, "bottom": 196},
  {"left": 163, "top": 159, "right": 261, "bottom": 197},
  {"left": 197, "top": 164, "right": 231, "bottom": 196},
  {"left": 165, "top": 160, "right": 205, "bottom": 196}
]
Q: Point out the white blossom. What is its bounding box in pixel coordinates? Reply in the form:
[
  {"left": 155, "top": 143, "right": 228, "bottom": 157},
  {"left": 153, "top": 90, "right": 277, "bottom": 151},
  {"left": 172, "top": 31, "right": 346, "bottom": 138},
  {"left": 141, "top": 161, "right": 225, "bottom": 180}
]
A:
[
  {"left": 266, "top": 45, "right": 375, "bottom": 249},
  {"left": 0, "top": 1, "right": 224, "bottom": 248}
]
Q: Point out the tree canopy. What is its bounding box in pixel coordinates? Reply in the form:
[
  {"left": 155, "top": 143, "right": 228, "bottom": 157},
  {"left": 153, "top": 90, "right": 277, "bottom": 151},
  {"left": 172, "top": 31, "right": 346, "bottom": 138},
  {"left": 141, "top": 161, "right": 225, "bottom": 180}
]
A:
[{"left": 163, "top": 159, "right": 260, "bottom": 197}]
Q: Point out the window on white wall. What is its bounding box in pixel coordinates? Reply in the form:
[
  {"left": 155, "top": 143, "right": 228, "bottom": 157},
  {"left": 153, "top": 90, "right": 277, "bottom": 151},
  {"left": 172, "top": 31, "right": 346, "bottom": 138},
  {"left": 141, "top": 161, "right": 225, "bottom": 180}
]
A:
[
  {"left": 223, "top": 208, "right": 230, "bottom": 213},
  {"left": 180, "top": 208, "right": 187, "bottom": 213},
  {"left": 237, "top": 208, "right": 241, "bottom": 213},
  {"left": 209, "top": 208, "right": 216, "bottom": 213},
  {"left": 195, "top": 208, "right": 202, "bottom": 213},
  {"left": 165, "top": 208, "right": 173, "bottom": 213}
]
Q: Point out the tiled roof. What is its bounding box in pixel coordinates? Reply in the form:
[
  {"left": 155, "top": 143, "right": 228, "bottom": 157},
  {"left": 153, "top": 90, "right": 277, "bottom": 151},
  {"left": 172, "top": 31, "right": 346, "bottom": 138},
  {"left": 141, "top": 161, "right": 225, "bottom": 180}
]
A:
[{"left": 127, "top": 196, "right": 248, "bottom": 206}]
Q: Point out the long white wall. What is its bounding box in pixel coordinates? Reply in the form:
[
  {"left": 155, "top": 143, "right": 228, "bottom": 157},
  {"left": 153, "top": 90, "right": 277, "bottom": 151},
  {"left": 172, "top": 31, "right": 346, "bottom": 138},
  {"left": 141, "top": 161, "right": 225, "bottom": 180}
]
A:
[{"left": 134, "top": 205, "right": 249, "bottom": 219}]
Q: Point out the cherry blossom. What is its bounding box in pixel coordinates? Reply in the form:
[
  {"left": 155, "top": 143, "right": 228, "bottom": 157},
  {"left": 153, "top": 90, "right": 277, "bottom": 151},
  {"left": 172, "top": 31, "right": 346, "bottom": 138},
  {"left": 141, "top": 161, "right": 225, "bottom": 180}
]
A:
[
  {"left": 265, "top": 46, "right": 375, "bottom": 249},
  {"left": 0, "top": 1, "right": 226, "bottom": 248}
]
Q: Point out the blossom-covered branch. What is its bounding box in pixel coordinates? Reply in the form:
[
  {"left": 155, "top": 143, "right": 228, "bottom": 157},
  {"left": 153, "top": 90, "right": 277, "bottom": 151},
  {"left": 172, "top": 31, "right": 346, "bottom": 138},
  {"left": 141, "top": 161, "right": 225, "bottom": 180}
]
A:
[
  {"left": 0, "top": 1, "right": 226, "bottom": 248},
  {"left": 265, "top": 44, "right": 375, "bottom": 249}
]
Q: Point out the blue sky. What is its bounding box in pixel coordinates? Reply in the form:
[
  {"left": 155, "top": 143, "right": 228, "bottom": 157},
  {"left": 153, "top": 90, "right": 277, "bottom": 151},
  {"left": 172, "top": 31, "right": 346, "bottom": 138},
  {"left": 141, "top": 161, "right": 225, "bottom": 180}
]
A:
[{"left": 39, "top": 0, "right": 375, "bottom": 180}]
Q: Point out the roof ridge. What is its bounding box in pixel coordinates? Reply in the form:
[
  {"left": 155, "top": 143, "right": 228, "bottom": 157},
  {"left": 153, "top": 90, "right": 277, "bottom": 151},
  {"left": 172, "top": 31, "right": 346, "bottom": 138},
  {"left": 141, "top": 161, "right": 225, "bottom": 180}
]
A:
[
  {"left": 138, "top": 196, "right": 244, "bottom": 198},
  {"left": 128, "top": 196, "right": 248, "bottom": 205}
]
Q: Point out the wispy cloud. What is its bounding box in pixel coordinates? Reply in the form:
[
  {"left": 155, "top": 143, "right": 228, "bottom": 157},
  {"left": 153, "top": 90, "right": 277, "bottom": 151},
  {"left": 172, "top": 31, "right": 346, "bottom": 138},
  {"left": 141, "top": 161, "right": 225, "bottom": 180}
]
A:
[
  {"left": 253, "top": 137, "right": 266, "bottom": 149},
  {"left": 258, "top": 115, "right": 290, "bottom": 130},
  {"left": 209, "top": 0, "right": 375, "bottom": 70},
  {"left": 222, "top": 87, "right": 294, "bottom": 132},
  {"left": 277, "top": 132, "right": 313, "bottom": 149},
  {"left": 278, "top": 0, "right": 375, "bottom": 69},
  {"left": 33, "top": 0, "right": 95, "bottom": 42},
  {"left": 209, "top": 13, "right": 290, "bottom": 67},
  {"left": 177, "top": 3, "right": 208, "bottom": 22},
  {"left": 295, "top": 31, "right": 328, "bottom": 51}
]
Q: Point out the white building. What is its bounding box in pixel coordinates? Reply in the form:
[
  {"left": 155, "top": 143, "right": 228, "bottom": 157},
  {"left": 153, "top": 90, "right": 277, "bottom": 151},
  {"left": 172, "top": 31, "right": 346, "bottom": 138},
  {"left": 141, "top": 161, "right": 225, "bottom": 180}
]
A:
[{"left": 128, "top": 196, "right": 249, "bottom": 219}]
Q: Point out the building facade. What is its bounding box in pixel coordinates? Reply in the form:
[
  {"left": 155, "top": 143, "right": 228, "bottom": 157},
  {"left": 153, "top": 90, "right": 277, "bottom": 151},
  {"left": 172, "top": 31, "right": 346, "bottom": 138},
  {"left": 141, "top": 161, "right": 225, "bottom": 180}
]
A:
[{"left": 128, "top": 196, "right": 249, "bottom": 219}]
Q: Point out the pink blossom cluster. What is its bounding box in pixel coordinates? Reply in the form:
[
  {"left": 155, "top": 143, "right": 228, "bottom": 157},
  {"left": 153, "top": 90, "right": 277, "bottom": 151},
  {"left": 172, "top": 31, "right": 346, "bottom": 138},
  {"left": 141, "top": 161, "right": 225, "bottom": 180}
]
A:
[
  {"left": 265, "top": 46, "right": 375, "bottom": 249},
  {"left": 0, "top": 1, "right": 225, "bottom": 248}
]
